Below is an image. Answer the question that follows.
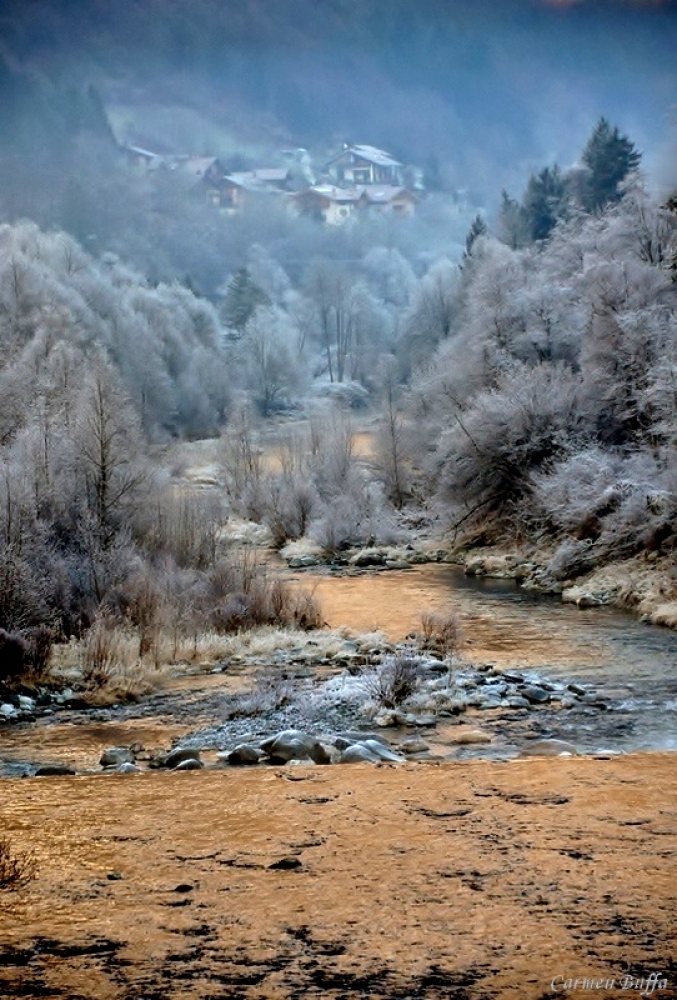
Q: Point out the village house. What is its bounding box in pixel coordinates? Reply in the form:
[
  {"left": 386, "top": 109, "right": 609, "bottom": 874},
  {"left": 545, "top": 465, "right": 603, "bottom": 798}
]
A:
[
  {"left": 291, "top": 183, "right": 417, "bottom": 225},
  {"left": 121, "top": 145, "right": 168, "bottom": 172},
  {"left": 325, "top": 144, "right": 404, "bottom": 187},
  {"left": 290, "top": 185, "right": 362, "bottom": 225}
]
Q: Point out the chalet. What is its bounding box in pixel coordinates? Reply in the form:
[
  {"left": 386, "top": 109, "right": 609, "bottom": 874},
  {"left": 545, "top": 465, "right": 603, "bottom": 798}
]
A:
[
  {"left": 291, "top": 184, "right": 416, "bottom": 225},
  {"left": 121, "top": 145, "right": 167, "bottom": 172},
  {"left": 227, "top": 168, "right": 292, "bottom": 192},
  {"left": 325, "top": 145, "right": 404, "bottom": 187},
  {"left": 290, "top": 185, "right": 362, "bottom": 225},
  {"left": 360, "top": 185, "right": 417, "bottom": 217}
]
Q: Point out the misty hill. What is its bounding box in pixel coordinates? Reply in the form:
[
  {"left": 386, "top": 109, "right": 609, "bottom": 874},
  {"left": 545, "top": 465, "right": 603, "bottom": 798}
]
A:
[{"left": 1, "top": 0, "right": 675, "bottom": 200}]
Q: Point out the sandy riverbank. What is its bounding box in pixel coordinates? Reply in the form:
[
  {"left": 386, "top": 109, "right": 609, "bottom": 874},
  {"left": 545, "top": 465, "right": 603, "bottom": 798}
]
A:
[{"left": 1, "top": 753, "right": 675, "bottom": 999}]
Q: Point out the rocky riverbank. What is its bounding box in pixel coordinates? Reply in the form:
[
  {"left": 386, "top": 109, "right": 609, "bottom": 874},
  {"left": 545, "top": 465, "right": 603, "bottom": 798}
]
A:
[
  {"left": 0, "top": 628, "right": 644, "bottom": 779},
  {"left": 455, "top": 544, "right": 677, "bottom": 629}
]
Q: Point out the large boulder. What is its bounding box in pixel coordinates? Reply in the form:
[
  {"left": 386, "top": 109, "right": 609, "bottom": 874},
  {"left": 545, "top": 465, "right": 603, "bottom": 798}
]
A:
[
  {"left": 156, "top": 747, "right": 202, "bottom": 769},
  {"left": 260, "top": 730, "right": 331, "bottom": 765}
]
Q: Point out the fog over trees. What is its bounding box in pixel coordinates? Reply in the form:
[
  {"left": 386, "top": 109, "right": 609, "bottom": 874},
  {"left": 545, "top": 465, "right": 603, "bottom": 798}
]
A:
[{"left": 0, "top": 0, "right": 675, "bottom": 661}]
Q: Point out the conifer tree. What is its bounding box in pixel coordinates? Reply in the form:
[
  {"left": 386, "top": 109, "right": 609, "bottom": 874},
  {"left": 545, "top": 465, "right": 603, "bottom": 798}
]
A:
[
  {"left": 580, "top": 117, "right": 641, "bottom": 213},
  {"left": 461, "top": 213, "right": 488, "bottom": 268},
  {"left": 221, "top": 267, "right": 270, "bottom": 333},
  {"left": 521, "top": 165, "right": 569, "bottom": 242}
]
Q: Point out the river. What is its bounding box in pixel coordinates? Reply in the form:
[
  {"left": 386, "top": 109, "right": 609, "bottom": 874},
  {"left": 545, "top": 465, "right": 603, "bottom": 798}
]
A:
[{"left": 309, "top": 563, "right": 677, "bottom": 752}]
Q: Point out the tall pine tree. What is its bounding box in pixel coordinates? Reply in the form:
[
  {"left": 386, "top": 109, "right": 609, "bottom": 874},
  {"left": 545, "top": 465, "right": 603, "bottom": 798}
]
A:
[{"left": 581, "top": 117, "right": 641, "bottom": 213}]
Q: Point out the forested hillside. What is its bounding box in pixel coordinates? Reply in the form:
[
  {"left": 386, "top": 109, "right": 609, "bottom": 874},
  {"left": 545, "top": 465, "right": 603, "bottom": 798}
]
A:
[{"left": 1, "top": 0, "right": 675, "bottom": 198}]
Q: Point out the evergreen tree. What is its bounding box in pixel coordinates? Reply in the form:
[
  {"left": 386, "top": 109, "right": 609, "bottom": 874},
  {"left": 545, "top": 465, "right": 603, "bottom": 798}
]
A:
[
  {"left": 497, "top": 189, "right": 528, "bottom": 249},
  {"left": 461, "top": 213, "right": 488, "bottom": 268},
  {"left": 221, "top": 267, "right": 270, "bottom": 333},
  {"left": 580, "top": 117, "right": 641, "bottom": 213},
  {"left": 521, "top": 165, "right": 569, "bottom": 242}
]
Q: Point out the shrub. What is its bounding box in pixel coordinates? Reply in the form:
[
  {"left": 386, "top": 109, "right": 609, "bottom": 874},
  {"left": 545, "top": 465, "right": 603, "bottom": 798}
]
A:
[
  {"left": 80, "top": 615, "right": 122, "bottom": 688},
  {"left": 0, "top": 837, "right": 37, "bottom": 890},
  {"left": 22, "top": 626, "right": 54, "bottom": 680},
  {"left": 203, "top": 557, "right": 322, "bottom": 633},
  {"left": 419, "top": 611, "right": 462, "bottom": 657},
  {"left": 0, "top": 629, "right": 28, "bottom": 686},
  {"left": 365, "top": 655, "right": 423, "bottom": 709}
]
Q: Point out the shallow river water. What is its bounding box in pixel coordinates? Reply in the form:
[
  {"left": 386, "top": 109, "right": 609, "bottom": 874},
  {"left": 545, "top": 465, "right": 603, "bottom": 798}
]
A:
[{"left": 310, "top": 563, "right": 677, "bottom": 752}]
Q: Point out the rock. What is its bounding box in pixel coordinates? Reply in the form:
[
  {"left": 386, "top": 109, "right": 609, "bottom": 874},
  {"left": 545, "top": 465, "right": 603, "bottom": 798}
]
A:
[
  {"left": 17, "top": 695, "right": 35, "bottom": 711},
  {"left": 502, "top": 671, "right": 525, "bottom": 685},
  {"left": 519, "top": 739, "right": 579, "bottom": 757},
  {"left": 0, "top": 703, "right": 17, "bottom": 718},
  {"left": 402, "top": 713, "right": 437, "bottom": 727},
  {"left": 173, "top": 758, "right": 205, "bottom": 771},
  {"left": 506, "top": 696, "right": 531, "bottom": 709},
  {"left": 340, "top": 744, "right": 383, "bottom": 764},
  {"left": 260, "top": 730, "right": 331, "bottom": 765},
  {"left": 223, "top": 745, "right": 264, "bottom": 766},
  {"left": 288, "top": 555, "right": 319, "bottom": 568},
  {"left": 287, "top": 758, "right": 316, "bottom": 767},
  {"left": 522, "top": 685, "right": 551, "bottom": 705},
  {"left": 372, "top": 710, "right": 398, "bottom": 727},
  {"left": 562, "top": 586, "right": 608, "bottom": 608},
  {"left": 567, "top": 682, "right": 587, "bottom": 697},
  {"left": 100, "top": 747, "right": 135, "bottom": 767},
  {"left": 35, "top": 764, "right": 76, "bottom": 776},
  {"left": 438, "top": 697, "right": 467, "bottom": 716},
  {"left": 482, "top": 683, "right": 508, "bottom": 698},
  {"left": 335, "top": 730, "right": 389, "bottom": 747},
  {"left": 161, "top": 747, "right": 202, "bottom": 769},
  {"left": 361, "top": 739, "right": 405, "bottom": 762},
  {"left": 399, "top": 737, "right": 430, "bottom": 755},
  {"left": 464, "top": 554, "right": 517, "bottom": 579},
  {"left": 115, "top": 762, "right": 141, "bottom": 774},
  {"left": 450, "top": 729, "right": 492, "bottom": 745},
  {"left": 349, "top": 548, "right": 385, "bottom": 567},
  {"left": 479, "top": 698, "right": 503, "bottom": 710},
  {"left": 107, "top": 871, "right": 124, "bottom": 881},
  {"left": 384, "top": 559, "right": 412, "bottom": 570},
  {"left": 268, "top": 856, "right": 302, "bottom": 870}
]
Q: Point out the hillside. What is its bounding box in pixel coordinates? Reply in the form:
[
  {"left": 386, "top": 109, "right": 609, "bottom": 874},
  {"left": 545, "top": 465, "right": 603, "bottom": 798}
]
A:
[{"left": 0, "top": 0, "right": 675, "bottom": 200}]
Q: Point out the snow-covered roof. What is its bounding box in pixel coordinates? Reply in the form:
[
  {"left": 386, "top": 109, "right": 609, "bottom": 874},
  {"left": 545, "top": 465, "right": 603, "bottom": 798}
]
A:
[
  {"left": 350, "top": 145, "right": 402, "bottom": 168},
  {"left": 327, "top": 145, "right": 402, "bottom": 168}
]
